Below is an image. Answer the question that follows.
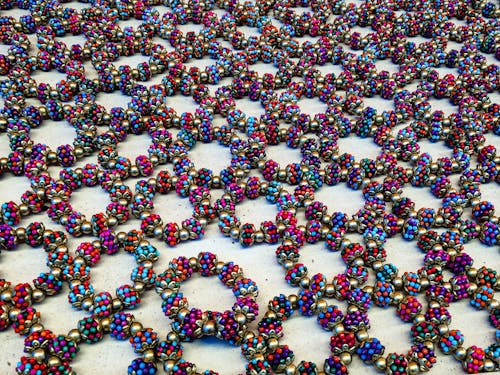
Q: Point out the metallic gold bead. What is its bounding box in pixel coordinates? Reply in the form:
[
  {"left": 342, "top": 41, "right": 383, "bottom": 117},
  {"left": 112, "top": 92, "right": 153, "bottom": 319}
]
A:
[
  {"left": 277, "top": 169, "right": 287, "bottom": 181},
  {"left": 143, "top": 349, "right": 156, "bottom": 363},
  {"left": 267, "top": 337, "right": 279, "bottom": 351},
  {"left": 254, "top": 230, "right": 264, "bottom": 243},
  {"left": 107, "top": 216, "right": 118, "bottom": 227},
  {"left": 33, "top": 348, "right": 46, "bottom": 362},
  {"left": 68, "top": 280, "right": 81, "bottom": 289},
  {"left": 347, "top": 305, "right": 359, "bottom": 314},
  {"left": 31, "top": 288, "right": 45, "bottom": 303},
  {"left": 299, "top": 277, "right": 310, "bottom": 289},
  {"left": 177, "top": 308, "right": 190, "bottom": 321},
  {"left": 51, "top": 267, "right": 62, "bottom": 279},
  {"left": 483, "top": 359, "right": 496, "bottom": 372},
  {"left": 179, "top": 229, "right": 190, "bottom": 241},
  {"left": 407, "top": 361, "right": 419, "bottom": 375},
  {"left": 47, "top": 356, "right": 61, "bottom": 367},
  {"left": 189, "top": 257, "right": 198, "bottom": 270},
  {"left": 198, "top": 218, "right": 208, "bottom": 228},
  {"left": 130, "top": 322, "right": 143, "bottom": 336},
  {"left": 488, "top": 299, "right": 499, "bottom": 311},
  {"left": 112, "top": 298, "right": 123, "bottom": 311},
  {"left": 467, "top": 267, "right": 478, "bottom": 280},
  {"left": 133, "top": 282, "right": 145, "bottom": 294},
  {"left": 81, "top": 221, "right": 92, "bottom": 234},
  {"left": 423, "top": 341, "right": 435, "bottom": 351},
  {"left": 233, "top": 310, "right": 248, "bottom": 326},
  {"left": 30, "top": 323, "right": 44, "bottom": 333},
  {"left": 284, "top": 364, "right": 296, "bottom": 375},
  {"left": 81, "top": 298, "right": 93, "bottom": 310},
  {"left": 265, "top": 310, "right": 277, "bottom": 319},
  {"left": 413, "top": 314, "right": 426, "bottom": 324},
  {"left": 467, "top": 282, "right": 478, "bottom": 294},
  {"left": 15, "top": 227, "right": 26, "bottom": 242},
  {"left": 211, "top": 175, "right": 221, "bottom": 188},
  {"left": 167, "top": 331, "right": 180, "bottom": 343},
  {"left": 316, "top": 299, "right": 328, "bottom": 312},
  {"left": 437, "top": 324, "right": 449, "bottom": 335},
  {"left": 47, "top": 151, "right": 57, "bottom": 164},
  {"left": 341, "top": 238, "right": 352, "bottom": 248},
  {"left": 428, "top": 301, "right": 440, "bottom": 309},
  {"left": 334, "top": 324, "right": 345, "bottom": 335},
  {"left": 356, "top": 329, "right": 369, "bottom": 342},
  {"left": 74, "top": 147, "right": 84, "bottom": 159},
  {"left": 243, "top": 330, "right": 255, "bottom": 342},
  {"left": 453, "top": 346, "right": 466, "bottom": 361},
  {"left": 288, "top": 294, "right": 298, "bottom": 307},
  {"left": 374, "top": 357, "right": 387, "bottom": 371},
  {"left": 163, "top": 360, "right": 176, "bottom": 373},
  {"left": 153, "top": 227, "right": 163, "bottom": 239},
  {"left": 420, "top": 277, "right": 430, "bottom": 289},
  {"left": 229, "top": 227, "right": 240, "bottom": 239},
  {"left": 18, "top": 204, "right": 30, "bottom": 216},
  {"left": 130, "top": 165, "right": 139, "bottom": 177},
  {"left": 202, "top": 320, "right": 216, "bottom": 335},
  {"left": 340, "top": 352, "right": 352, "bottom": 365},
  {"left": 101, "top": 317, "right": 111, "bottom": 333},
  {"left": 8, "top": 307, "right": 20, "bottom": 320}
]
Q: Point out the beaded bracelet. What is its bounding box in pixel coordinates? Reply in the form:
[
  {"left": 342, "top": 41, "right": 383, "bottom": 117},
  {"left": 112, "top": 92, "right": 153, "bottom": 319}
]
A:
[
  {"left": 241, "top": 293, "right": 348, "bottom": 375},
  {"left": 155, "top": 252, "right": 259, "bottom": 345}
]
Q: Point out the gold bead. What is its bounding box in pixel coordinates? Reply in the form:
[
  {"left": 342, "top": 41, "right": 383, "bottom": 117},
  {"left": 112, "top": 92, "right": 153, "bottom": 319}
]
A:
[
  {"left": 130, "top": 321, "right": 143, "bottom": 336},
  {"left": 167, "top": 331, "right": 180, "bottom": 342},
  {"left": 467, "top": 267, "right": 478, "bottom": 280},
  {"left": 267, "top": 337, "right": 279, "bottom": 351},
  {"left": 18, "top": 204, "right": 30, "bottom": 216},
  {"left": 299, "top": 277, "right": 310, "bottom": 289},
  {"left": 47, "top": 356, "right": 61, "bottom": 367},
  {"left": 392, "top": 277, "right": 403, "bottom": 289},
  {"left": 407, "top": 361, "right": 419, "bottom": 375},
  {"left": 284, "top": 364, "right": 296, "bottom": 375},
  {"left": 316, "top": 299, "right": 328, "bottom": 312},
  {"left": 453, "top": 346, "right": 466, "bottom": 361},
  {"left": 413, "top": 314, "right": 426, "bottom": 324},
  {"left": 340, "top": 352, "right": 352, "bottom": 365},
  {"left": 363, "top": 286, "right": 374, "bottom": 295},
  {"left": 202, "top": 320, "right": 216, "bottom": 335},
  {"left": 112, "top": 298, "right": 123, "bottom": 311},
  {"left": 143, "top": 349, "right": 156, "bottom": 362},
  {"left": 483, "top": 359, "right": 496, "bottom": 372},
  {"left": 467, "top": 282, "right": 478, "bottom": 294},
  {"left": 163, "top": 360, "right": 176, "bottom": 373},
  {"left": 67, "top": 329, "right": 81, "bottom": 343},
  {"left": 179, "top": 229, "right": 190, "bottom": 241},
  {"left": 334, "top": 324, "right": 345, "bottom": 335},
  {"left": 265, "top": 310, "right": 277, "bottom": 319},
  {"left": 30, "top": 323, "right": 44, "bottom": 333},
  {"left": 347, "top": 305, "right": 359, "bottom": 314},
  {"left": 437, "top": 324, "right": 449, "bottom": 335},
  {"left": 31, "top": 288, "right": 45, "bottom": 303},
  {"left": 189, "top": 257, "right": 198, "bottom": 270},
  {"left": 243, "top": 330, "right": 255, "bottom": 342},
  {"left": 374, "top": 357, "right": 387, "bottom": 371},
  {"left": 488, "top": 299, "right": 499, "bottom": 311},
  {"left": 32, "top": 348, "right": 46, "bottom": 362},
  {"left": 356, "top": 329, "right": 369, "bottom": 342},
  {"left": 100, "top": 317, "right": 111, "bottom": 333}
]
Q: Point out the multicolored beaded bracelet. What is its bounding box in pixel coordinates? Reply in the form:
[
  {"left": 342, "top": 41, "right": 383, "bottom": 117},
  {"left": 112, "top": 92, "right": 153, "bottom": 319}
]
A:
[{"left": 155, "top": 252, "right": 259, "bottom": 345}]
